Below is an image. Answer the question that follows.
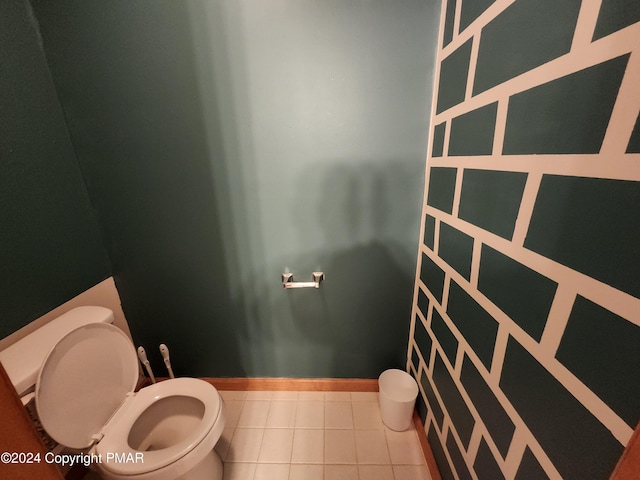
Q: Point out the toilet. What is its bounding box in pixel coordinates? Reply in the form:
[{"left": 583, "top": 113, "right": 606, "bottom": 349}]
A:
[{"left": 0, "top": 306, "right": 226, "bottom": 480}]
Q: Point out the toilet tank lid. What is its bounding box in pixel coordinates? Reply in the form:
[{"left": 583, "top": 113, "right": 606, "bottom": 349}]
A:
[{"left": 0, "top": 306, "right": 114, "bottom": 397}]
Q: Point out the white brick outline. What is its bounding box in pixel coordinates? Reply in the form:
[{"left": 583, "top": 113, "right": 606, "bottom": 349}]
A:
[
  {"left": 570, "top": 0, "right": 603, "bottom": 53},
  {"left": 411, "top": 0, "right": 640, "bottom": 478},
  {"left": 435, "top": 23, "right": 640, "bottom": 125},
  {"left": 601, "top": 50, "right": 640, "bottom": 155},
  {"left": 509, "top": 170, "right": 542, "bottom": 248}
]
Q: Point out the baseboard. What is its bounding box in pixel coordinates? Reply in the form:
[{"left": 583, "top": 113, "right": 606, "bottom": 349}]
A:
[
  {"left": 201, "top": 377, "right": 379, "bottom": 391},
  {"left": 413, "top": 411, "right": 442, "bottom": 480}
]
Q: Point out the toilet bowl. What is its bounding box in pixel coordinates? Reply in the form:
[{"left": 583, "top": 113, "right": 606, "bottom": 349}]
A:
[{"left": 27, "top": 314, "right": 226, "bottom": 480}]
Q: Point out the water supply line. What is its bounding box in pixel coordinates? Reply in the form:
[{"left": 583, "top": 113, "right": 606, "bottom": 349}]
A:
[
  {"left": 137, "top": 346, "right": 156, "bottom": 383},
  {"left": 159, "top": 344, "right": 175, "bottom": 379}
]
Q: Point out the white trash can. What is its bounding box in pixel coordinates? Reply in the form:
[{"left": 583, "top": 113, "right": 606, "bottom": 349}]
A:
[{"left": 378, "top": 369, "right": 419, "bottom": 431}]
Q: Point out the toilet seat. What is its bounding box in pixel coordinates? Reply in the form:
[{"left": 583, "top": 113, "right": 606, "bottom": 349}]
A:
[
  {"left": 96, "top": 378, "right": 222, "bottom": 476},
  {"left": 35, "top": 323, "right": 139, "bottom": 449},
  {"left": 35, "top": 323, "right": 224, "bottom": 478}
]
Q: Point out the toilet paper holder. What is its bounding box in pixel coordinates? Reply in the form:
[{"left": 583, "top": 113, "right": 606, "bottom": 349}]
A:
[{"left": 282, "top": 271, "right": 324, "bottom": 289}]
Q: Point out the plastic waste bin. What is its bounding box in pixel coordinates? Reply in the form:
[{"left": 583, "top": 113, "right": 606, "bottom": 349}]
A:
[{"left": 378, "top": 369, "right": 419, "bottom": 431}]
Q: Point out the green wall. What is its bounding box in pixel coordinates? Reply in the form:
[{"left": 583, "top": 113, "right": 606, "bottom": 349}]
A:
[
  {"left": 0, "top": 1, "right": 110, "bottom": 339},
  {"left": 32, "top": 0, "right": 440, "bottom": 377}
]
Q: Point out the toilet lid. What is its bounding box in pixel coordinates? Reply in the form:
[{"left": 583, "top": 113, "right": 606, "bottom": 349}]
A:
[{"left": 35, "top": 323, "right": 138, "bottom": 449}]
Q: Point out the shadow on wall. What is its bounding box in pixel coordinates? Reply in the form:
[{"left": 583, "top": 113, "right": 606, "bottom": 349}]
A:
[
  {"left": 182, "top": 0, "right": 432, "bottom": 377},
  {"left": 262, "top": 160, "right": 422, "bottom": 377}
]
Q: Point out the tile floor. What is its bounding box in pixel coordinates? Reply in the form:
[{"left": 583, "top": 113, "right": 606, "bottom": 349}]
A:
[{"left": 217, "top": 390, "right": 431, "bottom": 480}]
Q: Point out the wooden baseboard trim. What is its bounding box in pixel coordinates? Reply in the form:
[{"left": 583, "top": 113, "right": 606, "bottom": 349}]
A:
[
  {"left": 413, "top": 411, "right": 442, "bottom": 480},
  {"left": 201, "top": 377, "right": 379, "bottom": 392}
]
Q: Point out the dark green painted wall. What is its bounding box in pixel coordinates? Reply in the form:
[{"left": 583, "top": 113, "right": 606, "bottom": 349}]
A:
[
  {"left": 0, "top": 1, "right": 110, "bottom": 339},
  {"left": 32, "top": 0, "right": 440, "bottom": 377}
]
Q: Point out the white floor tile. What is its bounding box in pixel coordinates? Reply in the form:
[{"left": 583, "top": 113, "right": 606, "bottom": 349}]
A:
[
  {"left": 324, "top": 464, "right": 358, "bottom": 480},
  {"left": 392, "top": 465, "right": 431, "bottom": 480},
  {"left": 211, "top": 391, "right": 429, "bottom": 480},
  {"left": 223, "top": 462, "right": 256, "bottom": 480},
  {"left": 226, "top": 428, "right": 264, "bottom": 462},
  {"left": 216, "top": 428, "right": 234, "bottom": 460},
  {"left": 254, "top": 463, "right": 290, "bottom": 480},
  {"left": 324, "top": 430, "right": 357, "bottom": 464},
  {"left": 325, "top": 391, "right": 351, "bottom": 401},
  {"left": 220, "top": 390, "right": 246, "bottom": 402},
  {"left": 272, "top": 391, "right": 299, "bottom": 400},
  {"left": 291, "top": 429, "right": 324, "bottom": 464},
  {"left": 298, "top": 391, "right": 325, "bottom": 401},
  {"left": 246, "top": 391, "right": 273, "bottom": 400},
  {"left": 354, "top": 430, "right": 391, "bottom": 464},
  {"left": 358, "top": 465, "right": 394, "bottom": 480},
  {"left": 237, "top": 400, "right": 270, "bottom": 428},
  {"left": 352, "top": 401, "right": 384, "bottom": 430},
  {"left": 385, "top": 429, "right": 425, "bottom": 465},
  {"left": 266, "top": 400, "right": 297, "bottom": 428},
  {"left": 224, "top": 400, "right": 244, "bottom": 429},
  {"left": 258, "top": 429, "right": 294, "bottom": 463},
  {"left": 351, "top": 392, "right": 378, "bottom": 402},
  {"left": 325, "top": 401, "right": 354, "bottom": 429},
  {"left": 289, "top": 464, "right": 323, "bottom": 480},
  {"left": 295, "top": 401, "right": 325, "bottom": 428}
]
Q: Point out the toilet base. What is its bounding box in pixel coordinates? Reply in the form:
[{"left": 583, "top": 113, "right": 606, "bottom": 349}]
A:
[{"left": 176, "top": 450, "right": 223, "bottom": 480}]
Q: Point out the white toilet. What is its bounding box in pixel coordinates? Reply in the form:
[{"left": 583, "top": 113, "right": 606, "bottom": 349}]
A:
[{"left": 0, "top": 306, "right": 226, "bottom": 480}]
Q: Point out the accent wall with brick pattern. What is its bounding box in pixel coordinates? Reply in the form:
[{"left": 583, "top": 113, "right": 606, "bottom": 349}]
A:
[{"left": 408, "top": 1, "right": 640, "bottom": 479}]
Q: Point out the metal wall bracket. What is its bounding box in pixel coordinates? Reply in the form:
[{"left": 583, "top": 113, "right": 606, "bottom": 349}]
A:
[{"left": 282, "top": 271, "right": 324, "bottom": 289}]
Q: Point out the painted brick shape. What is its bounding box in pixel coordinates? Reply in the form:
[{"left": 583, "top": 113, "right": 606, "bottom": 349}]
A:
[
  {"left": 416, "top": 390, "right": 428, "bottom": 424},
  {"left": 423, "top": 214, "right": 436, "bottom": 250},
  {"left": 417, "top": 287, "right": 430, "bottom": 319},
  {"left": 473, "top": 438, "right": 505, "bottom": 480},
  {"left": 448, "top": 102, "right": 498, "bottom": 156},
  {"left": 473, "top": 0, "right": 581, "bottom": 95},
  {"left": 460, "top": 356, "right": 514, "bottom": 457},
  {"left": 593, "top": 0, "right": 640, "bottom": 40},
  {"left": 525, "top": 175, "right": 640, "bottom": 299},
  {"left": 478, "top": 244, "right": 557, "bottom": 342},
  {"left": 555, "top": 296, "right": 640, "bottom": 428},
  {"left": 446, "top": 431, "right": 473, "bottom": 480},
  {"left": 514, "top": 448, "right": 549, "bottom": 480},
  {"left": 436, "top": 39, "right": 473, "bottom": 113},
  {"left": 459, "top": 0, "right": 495, "bottom": 32},
  {"left": 432, "top": 122, "right": 446, "bottom": 157},
  {"left": 503, "top": 54, "right": 629, "bottom": 155},
  {"left": 427, "top": 167, "right": 457, "bottom": 214},
  {"left": 458, "top": 169, "right": 528, "bottom": 240},
  {"left": 446, "top": 281, "right": 498, "bottom": 370},
  {"left": 442, "top": 0, "right": 456, "bottom": 48},
  {"left": 438, "top": 222, "right": 474, "bottom": 281},
  {"left": 500, "top": 337, "right": 624, "bottom": 479},
  {"left": 420, "top": 253, "right": 446, "bottom": 304},
  {"left": 428, "top": 424, "right": 456, "bottom": 480},
  {"left": 430, "top": 308, "right": 458, "bottom": 366},
  {"left": 433, "top": 352, "right": 476, "bottom": 447},
  {"left": 414, "top": 312, "right": 432, "bottom": 367},
  {"left": 411, "top": 346, "right": 420, "bottom": 373},
  {"left": 421, "top": 368, "right": 446, "bottom": 430}
]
